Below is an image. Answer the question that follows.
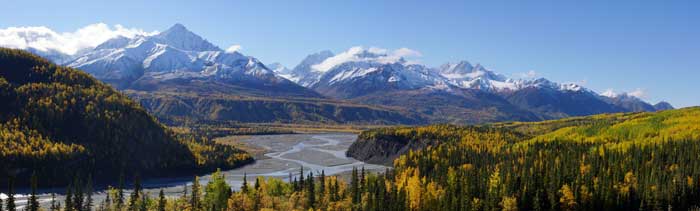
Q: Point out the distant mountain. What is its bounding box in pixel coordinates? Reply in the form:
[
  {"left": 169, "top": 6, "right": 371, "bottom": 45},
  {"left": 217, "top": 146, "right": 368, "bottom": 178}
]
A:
[
  {"left": 66, "top": 24, "right": 316, "bottom": 98},
  {"left": 288, "top": 50, "right": 335, "bottom": 86},
  {"left": 654, "top": 101, "right": 675, "bottom": 111},
  {"left": 13, "top": 23, "right": 675, "bottom": 125},
  {"left": 43, "top": 25, "right": 416, "bottom": 124},
  {"left": 601, "top": 93, "right": 657, "bottom": 112},
  {"left": 288, "top": 47, "right": 670, "bottom": 123}
]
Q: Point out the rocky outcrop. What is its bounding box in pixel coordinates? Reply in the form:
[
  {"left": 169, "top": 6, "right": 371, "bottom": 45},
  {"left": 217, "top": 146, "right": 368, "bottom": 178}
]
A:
[{"left": 346, "top": 134, "right": 436, "bottom": 165}]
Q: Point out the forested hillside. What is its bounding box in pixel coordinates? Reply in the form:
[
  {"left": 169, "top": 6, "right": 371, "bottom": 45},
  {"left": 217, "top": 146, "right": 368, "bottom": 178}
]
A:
[
  {"left": 345, "top": 107, "right": 700, "bottom": 210},
  {"left": 127, "top": 90, "right": 424, "bottom": 125},
  {"left": 7, "top": 102, "right": 699, "bottom": 210},
  {"left": 0, "top": 48, "right": 252, "bottom": 187}
]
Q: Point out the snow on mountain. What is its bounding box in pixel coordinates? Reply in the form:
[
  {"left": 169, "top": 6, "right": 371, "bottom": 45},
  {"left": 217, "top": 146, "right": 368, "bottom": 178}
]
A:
[
  {"left": 316, "top": 47, "right": 438, "bottom": 86},
  {"left": 67, "top": 24, "right": 279, "bottom": 83},
  {"left": 150, "top": 23, "right": 220, "bottom": 52},
  {"left": 267, "top": 62, "right": 294, "bottom": 80},
  {"left": 289, "top": 50, "right": 335, "bottom": 86},
  {"left": 601, "top": 92, "right": 657, "bottom": 112},
  {"left": 0, "top": 23, "right": 157, "bottom": 63},
  {"left": 293, "top": 47, "right": 595, "bottom": 98}
]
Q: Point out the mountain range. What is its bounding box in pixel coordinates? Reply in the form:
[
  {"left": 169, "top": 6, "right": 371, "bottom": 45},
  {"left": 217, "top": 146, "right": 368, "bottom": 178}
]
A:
[{"left": 10, "top": 24, "right": 673, "bottom": 125}]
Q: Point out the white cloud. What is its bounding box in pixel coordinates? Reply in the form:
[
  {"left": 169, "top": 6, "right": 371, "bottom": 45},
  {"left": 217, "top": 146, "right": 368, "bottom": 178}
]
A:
[
  {"left": 0, "top": 23, "right": 157, "bottom": 55},
  {"left": 225, "top": 44, "right": 241, "bottom": 53},
  {"left": 311, "top": 46, "right": 422, "bottom": 72},
  {"left": 600, "top": 88, "right": 647, "bottom": 99},
  {"left": 601, "top": 89, "right": 617, "bottom": 98},
  {"left": 628, "top": 88, "right": 647, "bottom": 99}
]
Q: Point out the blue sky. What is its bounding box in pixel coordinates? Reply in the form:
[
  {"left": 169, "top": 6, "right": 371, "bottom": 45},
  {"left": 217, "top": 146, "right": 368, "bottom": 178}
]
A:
[{"left": 1, "top": 0, "right": 698, "bottom": 107}]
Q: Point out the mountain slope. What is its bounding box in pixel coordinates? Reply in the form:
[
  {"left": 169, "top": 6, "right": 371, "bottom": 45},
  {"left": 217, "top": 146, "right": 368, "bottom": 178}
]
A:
[
  {"left": 67, "top": 24, "right": 317, "bottom": 97},
  {"left": 0, "top": 48, "right": 251, "bottom": 187},
  {"left": 290, "top": 47, "right": 670, "bottom": 123},
  {"left": 654, "top": 101, "right": 675, "bottom": 110},
  {"left": 127, "top": 91, "right": 425, "bottom": 125}
]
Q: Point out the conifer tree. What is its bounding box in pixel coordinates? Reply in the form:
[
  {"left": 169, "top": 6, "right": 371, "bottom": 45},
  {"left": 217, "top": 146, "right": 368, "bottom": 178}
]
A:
[
  {"left": 351, "top": 167, "right": 360, "bottom": 204},
  {"left": 191, "top": 176, "right": 201, "bottom": 211},
  {"left": 158, "top": 189, "right": 166, "bottom": 211},
  {"left": 49, "top": 193, "right": 59, "bottom": 211},
  {"left": 102, "top": 192, "right": 111, "bottom": 211},
  {"left": 84, "top": 174, "right": 93, "bottom": 211},
  {"left": 320, "top": 170, "right": 326, "bottom": 198},
  {"left": 73, "top": 177, "right": 84, "bottom": 211},
  {"left": 64, "top": 183, "right": 73, "bottom": 211},
  {"left": 29, "top": 172, "right": 39, "bottom": 211},
  {"left": 307, "top": 172, "right": 315, "bottom": 208},
  {"left": 128, "top": 176, "right": 142, "bottom": 211},
  {"left": 299, "top": 166, "right": 305, "bottom": 189},
  {"left": 5, "top": 178, "right": 15, "bottom": 211},
  {"left": 117, "top": 173, "right": 125, "bottom": 209},
  {"left": 254, "top": 177, "right": 261, "bottom": 190},
  {"left": 139, "top": 193, "right": 148, "bottom": 211},
  {"left": 241, "top": 173, "right": 249, "bottom": 193}
]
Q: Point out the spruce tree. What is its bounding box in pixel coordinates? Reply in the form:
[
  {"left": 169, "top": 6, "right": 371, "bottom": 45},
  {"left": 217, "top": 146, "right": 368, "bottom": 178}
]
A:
[
  {"left": 139, "top": 193, "right": 148, "bottom": 211},
  {"left": 129, "top": 175, "right": 142, "bottom": 211},
  {"left": 6, "top": 178, "right": 15, "bottom": 211},
  {"left": 64, "top": 183, "right": 73, "bottom": 211},
  {"left": 29, "top": 172, "right": 39, "bottom": 211},
  {"left": 103, "top": 192, "right": 111, "bottom": 211},
  {"left": 158, "top": 189, "right": 166, "bottom": 211},
  {"left": 191, "top": 176, "right": 201, "bottom": 211},
  {"left": 307, "top": 172, "right": 315, "bottom": 208},
  {"left": 351, "top": 167, "right": 360, "bottom": 204},
  {"left": 299, "top": 166, "right": 305, "bottom": 188},
  {"left": 73, "top": 177, "right": 84, "bottom": 211},
  {"left": 320, "top": 170, "right": 326, "bottom": 198},
  {"left": 360, "top": 166, "right": 366, "bottom": 192},
  {"left": 84, "top": 175, "right": 93, "bottom": 211},
  {"left": 254, "top": 177, "right": 261, "bottom": 191},
  {"left": 241, "top": 173, "right": 249, "bottom": 193},
  {"left": 49, "top": 193, "right": 59, "bottom": 211},
  {"left": 117, "top": 173, "right": 125, "bottom": 209}
]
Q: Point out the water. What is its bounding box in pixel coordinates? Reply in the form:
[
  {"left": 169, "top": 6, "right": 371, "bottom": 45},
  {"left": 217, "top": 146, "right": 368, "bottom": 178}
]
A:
[{"left": 5, "top": 133, "right": 387, "bottom": 209}]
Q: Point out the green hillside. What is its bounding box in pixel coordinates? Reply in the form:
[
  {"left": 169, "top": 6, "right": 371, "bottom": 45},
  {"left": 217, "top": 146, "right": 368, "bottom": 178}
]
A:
[
  {"left": 348, "top": 107, "right": 700, "bottom": 210},
  {"left": 0, "top": 48, "right": 252, "bottom": 187}
]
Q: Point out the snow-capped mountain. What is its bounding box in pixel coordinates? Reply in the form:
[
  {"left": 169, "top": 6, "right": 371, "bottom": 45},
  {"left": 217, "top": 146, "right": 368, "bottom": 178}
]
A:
[
  {"left": 288, "top": 46, "right": 671, "bottom": 120},
  {"left": 436, "top": 61, "right": 514, "bottom": 91},
  {"left": 601, "top": 93, "right": 658, "bottom": 112},
  {"left": 287, "top": 50, "right": 335, "bottom": 86},
  {"left": 307, "top": 48, "right": 443, "bottom": 98},
  {"left": 65, "top": 24, "right": 305, "bottom": 94},
  {"left": 267, "top": 62, "right": 293, "bottom": 79},
  {"left": 291, "top": 47, "right": 594, "bottom": 98}
]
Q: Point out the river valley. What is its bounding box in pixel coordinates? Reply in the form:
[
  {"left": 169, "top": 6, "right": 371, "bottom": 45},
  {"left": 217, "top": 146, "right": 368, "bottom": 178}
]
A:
[{"left": 4, "top": 133, "right": 387, "bottom": 209}]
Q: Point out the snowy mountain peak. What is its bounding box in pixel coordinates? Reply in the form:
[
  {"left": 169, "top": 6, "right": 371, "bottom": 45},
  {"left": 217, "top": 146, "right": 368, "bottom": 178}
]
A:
[
  {"left": 439, "top": 61, "right": 474, "bottom": 74},
  {"left": 66, "top": 24, "right": 285, "bottom": 86},
  {"left": 152, "top": 23, "right": 220, "bottom": 52},
  {"left": 94, "top": 36, "right": 132, "bottom": 50}
]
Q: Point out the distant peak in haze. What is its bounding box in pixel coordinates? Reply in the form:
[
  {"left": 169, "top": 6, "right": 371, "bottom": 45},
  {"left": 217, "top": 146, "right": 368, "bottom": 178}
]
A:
[{"left": 654, "top": 101, "right": 675, "bottom": 110}]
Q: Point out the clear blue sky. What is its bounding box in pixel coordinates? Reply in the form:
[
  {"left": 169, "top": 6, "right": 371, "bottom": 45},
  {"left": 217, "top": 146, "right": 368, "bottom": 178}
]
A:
[{"left": 1, "top": 0, "right": 698, "bottom": 107}]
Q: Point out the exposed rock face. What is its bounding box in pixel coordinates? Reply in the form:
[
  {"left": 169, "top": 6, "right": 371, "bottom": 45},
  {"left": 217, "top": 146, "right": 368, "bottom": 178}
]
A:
[{"left": 346, "top": 134, "right": 437, "bottom": 165}]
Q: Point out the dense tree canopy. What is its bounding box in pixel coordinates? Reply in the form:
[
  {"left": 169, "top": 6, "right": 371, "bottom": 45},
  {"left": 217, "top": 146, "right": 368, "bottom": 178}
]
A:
[{"left": 0, "top": 48, "right": 252, "bottom": 187}]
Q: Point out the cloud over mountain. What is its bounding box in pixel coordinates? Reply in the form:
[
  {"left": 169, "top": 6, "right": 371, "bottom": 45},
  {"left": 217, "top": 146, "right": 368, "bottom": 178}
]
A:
[
  {"left": 311, "top": 46, "right": 422, "bottom": 72},
  {"left": 0, "top": 23, "right": 157, "bottom": 55}
]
